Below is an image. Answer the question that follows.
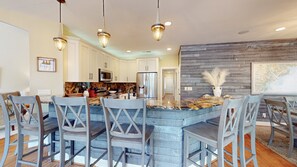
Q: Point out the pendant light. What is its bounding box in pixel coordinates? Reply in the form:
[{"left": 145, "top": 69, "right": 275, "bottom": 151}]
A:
[
  {"left": 151, "top": 0, "right": 165, "bottom": 41},
  {"left": 53, "top": 0, "right": 67, "bottom": 51},
  {"left": 97, "top": 0, "right": 111, "bottom": 48}
]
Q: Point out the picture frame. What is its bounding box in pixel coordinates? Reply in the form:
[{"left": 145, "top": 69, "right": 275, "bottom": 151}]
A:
[
  {"left": 251, "top": 61, "right": 297, "bottom": 95},
  {"left": 37, "top": 57, "right": 56, "bottom": 72}
]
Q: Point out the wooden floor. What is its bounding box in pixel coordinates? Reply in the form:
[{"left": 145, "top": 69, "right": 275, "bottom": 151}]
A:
[{"left": 0, "top": 135, "right": 295, "bottom": 167}]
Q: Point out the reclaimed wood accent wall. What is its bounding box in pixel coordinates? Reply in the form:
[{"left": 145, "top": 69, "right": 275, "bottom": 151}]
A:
[{"left": 180, "top": 38, "right": 297, "bottom": 120}]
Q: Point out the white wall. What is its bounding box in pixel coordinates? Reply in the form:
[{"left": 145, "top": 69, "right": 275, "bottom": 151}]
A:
[
  {"left": 0, "top": 22, "right": 30, "bottom": 93},
  {"left": 0, "top": 8, "right": 64, "bottom": 95}
]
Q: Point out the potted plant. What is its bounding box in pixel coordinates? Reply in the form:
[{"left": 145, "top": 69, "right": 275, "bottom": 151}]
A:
[{"left": 202, "top": 67, "right": 230, "bottom": 97}]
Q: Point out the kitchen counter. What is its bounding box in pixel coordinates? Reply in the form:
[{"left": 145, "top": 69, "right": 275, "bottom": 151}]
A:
[{"left": 48, "top": 101, "right": 221, "bottom": 167}]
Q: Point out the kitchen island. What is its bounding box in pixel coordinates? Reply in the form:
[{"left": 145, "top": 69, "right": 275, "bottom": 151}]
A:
[{"left": 48, "top": 99, "right": 221, "bottom": 167}]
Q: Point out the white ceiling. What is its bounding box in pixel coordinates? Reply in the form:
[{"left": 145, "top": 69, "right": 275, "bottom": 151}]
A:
[{"left": 1, "top": 0, "right": 297, "bottom": 60}]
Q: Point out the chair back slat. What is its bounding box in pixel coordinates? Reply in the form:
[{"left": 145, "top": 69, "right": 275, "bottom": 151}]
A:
[
  {"left": 265, "top": 99, "right": 292, "bottom": 129},
  {"left": 284, "top": 96, "right": 297, "bottom": 112},
  {"left": 101, "top": 98, "right": 146, "bottom": 139},
  {"left": 0, "top": 91, "right": 20, "bottom": 126},
  {"left": 8, "top": 95, "right": 43, "bottom": 129},
  {"left": 52, "top": 96, "right": 90, "bottom": 133},
  {"left": 240, "top": 95, "right": 262, "bottom": 130},
  {"left": 218, "top": 98, "right": 244, "bottom": 141}
]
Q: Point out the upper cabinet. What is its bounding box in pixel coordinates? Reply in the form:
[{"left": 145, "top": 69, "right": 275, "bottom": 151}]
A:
[
  {"left": 118, "top": 60, "right": 137, "bottom": 82},
  {"left": 136, "top": 58, "right": 159, "bottom": 72},
  {"left": 64, "top": 37, "right": 113, "bottom": 82}
]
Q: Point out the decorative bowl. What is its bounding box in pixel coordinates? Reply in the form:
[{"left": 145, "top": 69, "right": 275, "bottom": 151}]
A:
[{"left": 109, "top": 91, "right": 117, "bottom": 94}]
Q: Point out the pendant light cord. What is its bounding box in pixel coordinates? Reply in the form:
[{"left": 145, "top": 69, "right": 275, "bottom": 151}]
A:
[
  {"left": 156, "top": 0, "right": 160, "bottom": 23},
  {"left": 59, "top": 1, "right": 62, "bottom": 23},
  {"left": 102, "top": 0, "right": 106, "bottom": 30}
]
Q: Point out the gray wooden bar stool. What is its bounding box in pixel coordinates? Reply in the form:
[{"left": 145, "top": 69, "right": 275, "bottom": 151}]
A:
[
  {"left": 207, "top": 95, "right": 262, "bottom": 167},
  {"left": 265, "top": 99, "right": 297, "bottom": 157},
  {"left": 9, "top": 95, "right": 59, "bottom": 167},
  {"left": 100, "top": 97, "right": 154, "bottom": 167},
  {"left": 184, "top": 98, "right": 244, "bottom": 167},
  {"left": 0, "top": 91, "right": 20, "bottom": 167},
  {"left": 52, "top": 96, "right": 107, "bottom": 167}
]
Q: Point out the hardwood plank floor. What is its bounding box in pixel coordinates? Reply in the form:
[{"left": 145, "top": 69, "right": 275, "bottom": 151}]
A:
[{"left": 0, "top": 134, "right": 295, "bottom": 166}]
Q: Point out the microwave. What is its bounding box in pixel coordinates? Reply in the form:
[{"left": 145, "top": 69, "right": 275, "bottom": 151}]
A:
[{"left": 99, "top": 69, "right": 113, "bottom": 82}]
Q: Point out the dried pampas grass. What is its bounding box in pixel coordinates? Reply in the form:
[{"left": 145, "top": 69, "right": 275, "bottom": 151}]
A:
[{"left": 202, "top": 68, "right": 230, "bottom": 87}]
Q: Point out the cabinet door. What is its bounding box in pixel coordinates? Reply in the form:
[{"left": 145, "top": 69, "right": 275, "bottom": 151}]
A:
[
  {"left": 110, "top": 57, "right": 119, "bottom": 81},
  {"left": 128, "top": 60, "right": 137, "bottom": 82},
  {"left": 80, "top": 43, "right": 89, "bottom": 81},
  {"left": 65, "top": 39, "right": 80, "bottom": 81},
  {"left": 88, "top": 48, "right": 97, "bottom": 82},
  {"left": 146, "top": 59, "right": 158, "bottom": 72},
  {"left": 119, "top": 60, "right": 128, "bottom": 82},
  {"left": 137, "top": 59, "right": 147, "bottom": 72}
]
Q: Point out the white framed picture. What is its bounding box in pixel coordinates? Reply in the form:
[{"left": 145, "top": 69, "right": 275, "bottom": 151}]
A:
[{"left": 37, "top": 57, "right": 56, "bottom": 72}]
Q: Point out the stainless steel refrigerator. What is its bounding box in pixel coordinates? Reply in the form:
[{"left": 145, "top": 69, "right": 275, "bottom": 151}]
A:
[{"left": 136, "top": 72, "right": 158, "bottom": 99}]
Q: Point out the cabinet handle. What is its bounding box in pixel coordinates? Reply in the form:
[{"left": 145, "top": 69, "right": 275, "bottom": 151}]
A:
[{"left": 104, "top": 62, "right": 107, "bottom": 68}]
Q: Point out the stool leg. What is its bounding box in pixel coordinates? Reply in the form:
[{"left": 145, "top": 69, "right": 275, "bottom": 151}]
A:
[
  {"left": 141, "top": 143, "right": 145, "bottom": 167},
  {"left": 70, "top": 140, "right": 75, "bottom": 165},
  {"left": 0, "top": 126, "right": 10, "bottom": 167},
  {"left": 37, "top": 134, "right": 44, "bottom": 167},
  {"left": 15, "top": 133, "right": 24, "bottom": 167},
  {"left": 59, "top": 137, "right": 65, "bottom": 167},
  {"left": 288, "top": 134, "right": 294, "bottom": 158},
  {"left": 201, "top": 143, "right": 206, "bottom": 166},
  {"left": 85, "top": 139, "right": 91, "bottom": 167},
  {"left": 217, "top": 146, "right": 224, "bottom": 167},
  {"left": 183, "top": 133, "right": 189, "bottom": 167},
  {"left": 150, "top": 138, "right": 154, "bottom": 167},
  {"left": 232, "top": 140, "right": 238, "bottom": 167},
  {"left": 122, "top": 148, "right": 127, "bottom": 167},
  {"left": 207, "top": 146, "right": 214, "bottom": 167},
  {"left": 268, "top": 127, "right": 274, "bottom": 145},
  {"left": 107, "top": 142, "right": 113, "bottom": 167},
  {"left": 239, "top": 132, "right": 246, "bottom": 167},
  {"left": 49, "top": 132, "right": 55, "bottom": 162},
  {"left": 251, "top": 130, "right": 258, "bottom": 167}
]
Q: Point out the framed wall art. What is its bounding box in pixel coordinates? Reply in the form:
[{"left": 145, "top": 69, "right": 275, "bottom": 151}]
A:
[
  {"left": 251, "top": 61, "right": 297, "bottom": 95},
  {"left": 37, "top": 57, "right": 56, "bottom": 72}
]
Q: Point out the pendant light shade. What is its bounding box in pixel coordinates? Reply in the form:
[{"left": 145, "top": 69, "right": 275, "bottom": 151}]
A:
[
  {"left": 53, "top": 1, "right": 67, "bottom": 51},
  {"left": 151, "top": 0, "right": 165, "bottom": 41},
  {"left": 97, "top": 0, "right": 111, "bottom": 48}
]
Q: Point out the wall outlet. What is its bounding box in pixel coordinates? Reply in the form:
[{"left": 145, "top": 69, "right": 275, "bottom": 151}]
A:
[
  {"left": 188, "top": 87, "right": 192, "bottom": 91},
  {"left": 262, "top": 113, "right": 267, "bottom": 118}
]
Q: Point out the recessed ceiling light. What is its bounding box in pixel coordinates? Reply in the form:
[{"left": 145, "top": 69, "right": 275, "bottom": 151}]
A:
[
  {"left": 275, "top": 27, "right": 286, "bottom": 31},
  {"left": 238, "top": 30, "right": 249, "bottom": 35},
  {"left": 164, "top": 21, "right": 172, "bottom": 26},
  {"left": 126, "top": 50, "right": 131, "bottom": 53},
  {"left": 98, "top": 29, "right": 103, "bottom": 32},
  {"left": 167, "top": 48, "right": 172, "bottom": 51},
  {"left": 275, "top": 27, "right": 286, "bottom": 32}
]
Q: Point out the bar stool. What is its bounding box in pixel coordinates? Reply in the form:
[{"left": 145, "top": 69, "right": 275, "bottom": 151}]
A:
[
  {"left": 100, "top": 97, "right": 154, "bottom": 167},
  {"left": 9, "top": 95, "right": 59, "bottom": 167},
  {"left": 184, "top": 98, "right": 245, "bottom": 167},
  {"left": 0, "top": 91, "right": 20, "bottom": 167},
  {"left": 51, "top": 96, "right": 107, "bottom": 167},
  {"left": 207, "top": 95, "right": 262, "bottom": 167},
  {"left": 265, "top": 99, "right": 297, "bottom": 157}
]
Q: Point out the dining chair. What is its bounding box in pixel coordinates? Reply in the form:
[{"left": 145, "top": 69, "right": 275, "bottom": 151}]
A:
[
  {"left": 100, "top": 97, "right": 154, "bottom": 167},
  {"left": 0, "top": 91, "right": 20, "bottom": 167},
  {"left": 264, "top": 99, "right": 297, "bottom": 157},
  {"left": 9, "top": 95, "right": 59, "bottom": 167},
  {"left": 207, "top": 95, "right": 262, "bottom": 167},
  {"left": 184, "top": 98, "right": 245, "bottom": 167},
  {"left": 51, "top": 96, "right": 107, "bottom": 167}
]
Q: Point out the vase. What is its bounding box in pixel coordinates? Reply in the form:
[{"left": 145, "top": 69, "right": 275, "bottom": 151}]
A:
[{"left": 212, "top": 86, "right": 222, "bottom": 97}]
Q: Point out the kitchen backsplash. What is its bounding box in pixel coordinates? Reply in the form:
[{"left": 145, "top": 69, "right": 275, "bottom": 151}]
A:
[{"left": 65, "top": 82, "right": 136, "bottom": 96}]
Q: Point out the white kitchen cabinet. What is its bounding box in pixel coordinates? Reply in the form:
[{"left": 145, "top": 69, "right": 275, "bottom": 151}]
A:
[
  {"left": 136, "top": 58, "right": 159, "bottom": 72},
  {"left": 64, "top": 37, "right": 100, "bottom": 82},
  {"left": 110, "top": 57, "right": 119, "bottom": 81},
  {"left": 118, "top": 60, "right": 137, "bottom": 82}
]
